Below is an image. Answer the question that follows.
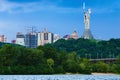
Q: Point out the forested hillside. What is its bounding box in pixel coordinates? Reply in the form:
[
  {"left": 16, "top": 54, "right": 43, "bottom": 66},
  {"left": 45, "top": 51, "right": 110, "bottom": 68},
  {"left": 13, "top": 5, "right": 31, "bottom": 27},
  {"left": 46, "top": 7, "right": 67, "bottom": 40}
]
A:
[
  {"left": 46, "top": 38, "right": 120, "bottom": 59},
  {"left": 0, "top": 38, "right": 120, "bottom": 74}
]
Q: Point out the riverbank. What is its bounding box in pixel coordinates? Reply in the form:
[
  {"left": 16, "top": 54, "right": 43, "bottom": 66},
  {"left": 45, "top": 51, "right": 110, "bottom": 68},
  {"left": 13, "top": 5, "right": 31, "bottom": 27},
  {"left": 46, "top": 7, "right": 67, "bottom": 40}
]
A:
[
  {"left": 92, "top": 73, "right": 120, "bottom": 75},
  {"left": 65, "top": 72, "right": 120, "bottom": 75}
]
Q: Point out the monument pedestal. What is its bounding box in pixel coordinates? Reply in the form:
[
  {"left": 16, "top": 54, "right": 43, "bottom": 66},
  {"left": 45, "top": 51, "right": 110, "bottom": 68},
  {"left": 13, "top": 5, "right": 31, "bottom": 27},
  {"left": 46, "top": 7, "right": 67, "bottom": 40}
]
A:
[{"left": 81, "top": 29, "right": 94, "bottom": 39}]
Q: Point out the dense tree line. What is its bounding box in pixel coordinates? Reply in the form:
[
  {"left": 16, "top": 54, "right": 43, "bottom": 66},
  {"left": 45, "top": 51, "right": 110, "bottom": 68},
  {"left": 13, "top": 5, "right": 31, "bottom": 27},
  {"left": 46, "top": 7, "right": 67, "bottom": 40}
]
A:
[
  {"left": 0, "top": 38, "right": 120, "bottom": 74},
  {"left": 47, "top": 38, "right": 120, "bottom": 59}
]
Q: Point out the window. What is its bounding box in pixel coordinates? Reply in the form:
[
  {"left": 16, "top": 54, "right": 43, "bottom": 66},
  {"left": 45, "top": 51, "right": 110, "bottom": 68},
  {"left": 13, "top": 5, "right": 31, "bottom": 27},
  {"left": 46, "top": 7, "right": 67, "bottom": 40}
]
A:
[{"left": 44, "top": 33, "right": 48, "bottom": 40}]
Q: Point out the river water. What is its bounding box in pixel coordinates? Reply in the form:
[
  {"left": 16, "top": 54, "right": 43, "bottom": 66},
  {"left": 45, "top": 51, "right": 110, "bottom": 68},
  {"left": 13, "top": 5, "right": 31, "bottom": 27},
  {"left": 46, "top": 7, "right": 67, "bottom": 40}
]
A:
[{"left": 0, "top": 75, "right": 120, "bottom": 80}]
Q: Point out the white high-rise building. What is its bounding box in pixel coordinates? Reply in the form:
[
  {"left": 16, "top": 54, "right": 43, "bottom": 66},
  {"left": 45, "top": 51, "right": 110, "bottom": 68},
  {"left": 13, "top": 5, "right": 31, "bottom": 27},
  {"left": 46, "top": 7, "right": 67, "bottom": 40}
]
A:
[
  {"left": 16, "top": 32, "right": 25, "bottom": 46},
  {"left": 37, "top": 28, "right": 54, "bottom": 46}
]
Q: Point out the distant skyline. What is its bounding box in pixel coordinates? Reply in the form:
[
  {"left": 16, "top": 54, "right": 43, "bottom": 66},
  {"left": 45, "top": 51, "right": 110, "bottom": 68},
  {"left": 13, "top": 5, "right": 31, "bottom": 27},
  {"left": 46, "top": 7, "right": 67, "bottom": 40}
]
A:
[{"left": 0, "top": 0, "right": 120, "bottom": 42}]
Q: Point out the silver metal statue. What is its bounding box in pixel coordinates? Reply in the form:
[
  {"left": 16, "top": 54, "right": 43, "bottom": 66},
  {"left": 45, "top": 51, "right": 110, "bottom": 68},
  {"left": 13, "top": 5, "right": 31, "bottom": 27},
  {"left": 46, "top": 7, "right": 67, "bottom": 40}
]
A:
[{"left": 83, "top": 2, "right": 91, "bottom": 29}]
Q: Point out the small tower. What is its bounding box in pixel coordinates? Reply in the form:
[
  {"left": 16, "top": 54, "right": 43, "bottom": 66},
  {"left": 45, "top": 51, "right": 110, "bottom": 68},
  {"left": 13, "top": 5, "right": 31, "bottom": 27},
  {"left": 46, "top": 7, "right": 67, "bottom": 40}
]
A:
[{"left": 81, "top": 2, "right": 94, "bottom": 39}]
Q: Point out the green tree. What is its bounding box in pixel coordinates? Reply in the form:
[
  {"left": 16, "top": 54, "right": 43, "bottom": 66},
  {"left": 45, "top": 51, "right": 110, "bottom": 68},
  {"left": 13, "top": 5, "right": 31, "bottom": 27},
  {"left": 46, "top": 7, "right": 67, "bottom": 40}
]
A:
[
  {"left": 0, "top": 44, "right": 19, "bottom": 66},
  {"left": 78, "top": 58, "right": 91, "bottom": 74},
  {"left": 47, "top": 58, "right": 54, "bottom": 74},
  {"left": 93, "top": 61, "right": 109, "bottom": 73},
  {"left": 64, "top": 52, "right": 79, "bottom": 73},
  {"left": 17, "top": 49, "right": 44, "bottom": 66}
]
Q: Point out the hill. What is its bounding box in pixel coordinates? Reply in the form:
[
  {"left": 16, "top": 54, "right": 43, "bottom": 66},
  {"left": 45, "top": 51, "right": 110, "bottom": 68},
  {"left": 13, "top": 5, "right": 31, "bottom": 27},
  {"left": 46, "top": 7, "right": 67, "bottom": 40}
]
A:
[{"left": 45, "top": 38, "right": 120, "bottom": 59}]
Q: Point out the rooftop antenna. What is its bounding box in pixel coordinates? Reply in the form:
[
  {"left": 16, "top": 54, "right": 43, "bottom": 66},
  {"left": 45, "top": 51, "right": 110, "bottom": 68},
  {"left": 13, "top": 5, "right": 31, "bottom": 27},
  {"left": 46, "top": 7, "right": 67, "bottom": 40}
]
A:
[
  {"left": 44, "top": 27, "right": 47, "bottom": 32},
  {"left": 25, "top": 26, "right": 36, "bottom": 34}
]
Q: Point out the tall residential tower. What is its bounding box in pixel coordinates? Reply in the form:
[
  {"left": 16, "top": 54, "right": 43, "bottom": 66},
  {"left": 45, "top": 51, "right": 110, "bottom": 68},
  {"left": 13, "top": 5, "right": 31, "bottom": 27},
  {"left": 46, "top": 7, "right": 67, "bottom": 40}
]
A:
[
  {"left": 37, "top": 28, "right": 54, "bottom": 46},
  {"left": 25, "top": 32, "right": 37, "bottom": 48}
]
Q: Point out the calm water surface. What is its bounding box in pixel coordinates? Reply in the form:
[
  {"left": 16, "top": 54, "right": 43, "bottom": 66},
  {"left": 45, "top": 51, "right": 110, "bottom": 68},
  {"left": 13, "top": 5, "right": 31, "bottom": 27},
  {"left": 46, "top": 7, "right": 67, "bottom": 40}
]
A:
[{"left": 0, "top": 75, "right": 120, "bottom": 80}]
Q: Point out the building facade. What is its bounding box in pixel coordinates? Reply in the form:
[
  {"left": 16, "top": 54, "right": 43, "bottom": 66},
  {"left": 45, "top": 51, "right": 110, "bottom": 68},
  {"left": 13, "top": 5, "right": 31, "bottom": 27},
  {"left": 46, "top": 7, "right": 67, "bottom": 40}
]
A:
[
  {"left": 54, "top": 34, "right": 60, "bottom": 42},
  {"left": 63, "top": 34, "right": 71, "bottom": 40},
  {"left": 25, "top": 32, "right": 37, "bottom": 48},
  {"left": 11, "top": 40, "right": 16, "bottom": 44},
  {"left": 16, "top": 28, "right": 55, "bottom": 48},
  {"left": 16, "top": 32, "right": 25, "bottom": 46},
  {"left": 37, "top": 29, "right": 54, "bottom": 46},
  {"left": 71, "top": 30, "right": 79, "bottom": 39},
  {"left": 0, "top": 35, "right": 6, "bottom": 42}
]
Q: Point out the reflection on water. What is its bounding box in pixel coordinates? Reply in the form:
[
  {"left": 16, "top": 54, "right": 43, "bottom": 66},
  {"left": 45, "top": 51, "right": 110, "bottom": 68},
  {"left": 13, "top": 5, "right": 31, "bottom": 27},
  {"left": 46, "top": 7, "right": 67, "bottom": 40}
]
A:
[{"left": 0, "top": 75, "right": 120, "bottom": 80}]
